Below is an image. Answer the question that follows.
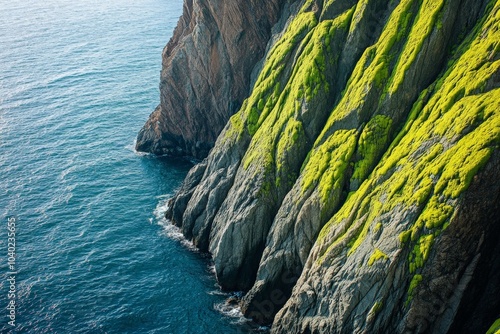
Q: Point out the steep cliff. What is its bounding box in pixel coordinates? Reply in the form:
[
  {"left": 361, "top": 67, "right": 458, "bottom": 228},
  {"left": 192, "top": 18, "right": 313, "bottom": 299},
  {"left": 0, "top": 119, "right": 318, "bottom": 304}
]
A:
[
  {"left": 159, "top": 0, "right": 500, "bottom": 332},
  {"left": 136, "top": 0, "right": 285, "bottom": 158}
]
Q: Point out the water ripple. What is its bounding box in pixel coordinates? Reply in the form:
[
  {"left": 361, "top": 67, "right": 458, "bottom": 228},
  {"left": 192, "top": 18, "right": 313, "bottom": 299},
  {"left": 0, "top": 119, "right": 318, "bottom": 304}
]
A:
[{"left": 0, "top": 0, "right": 256, "bottom": 333}]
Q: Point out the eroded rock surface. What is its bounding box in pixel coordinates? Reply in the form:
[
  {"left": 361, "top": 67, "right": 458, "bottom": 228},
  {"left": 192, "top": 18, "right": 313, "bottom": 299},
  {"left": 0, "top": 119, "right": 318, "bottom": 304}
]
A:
[
  {"left": 161, "top": 0, "right": 500, "bottom": 332},
  {"left": 136, "top": 0, "right": 285, "bottom": 158}
]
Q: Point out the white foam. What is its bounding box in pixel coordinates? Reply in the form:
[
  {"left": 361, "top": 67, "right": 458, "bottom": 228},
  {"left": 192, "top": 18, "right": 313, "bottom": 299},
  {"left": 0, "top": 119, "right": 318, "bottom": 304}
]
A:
[
  {"left": 152, "top": 198, "right": 271, "bottom": 331},
  {"left": 128, "top": 138, "right": 151, "bottom": 157},
  {"left": 153, "top": 196, "right": 198, "bottom": 251},
  {"left": 214, "top": 301, "right": 245, "bottom": 320}
]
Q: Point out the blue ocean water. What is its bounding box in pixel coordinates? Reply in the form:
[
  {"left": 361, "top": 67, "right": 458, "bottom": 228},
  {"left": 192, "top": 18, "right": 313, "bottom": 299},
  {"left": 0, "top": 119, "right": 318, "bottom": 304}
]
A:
[{"left": 0, "top": 0, "right": 256, "bottom": 333}]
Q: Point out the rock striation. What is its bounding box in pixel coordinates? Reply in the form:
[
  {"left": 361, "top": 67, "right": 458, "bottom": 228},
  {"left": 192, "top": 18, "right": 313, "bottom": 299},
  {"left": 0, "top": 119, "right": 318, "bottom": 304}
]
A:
[
  {"left": 153, "top": 0, "right": 500, "bottom": 332},
  {"left": 135, "top": 0, "right": 285, "bottom": 158}
]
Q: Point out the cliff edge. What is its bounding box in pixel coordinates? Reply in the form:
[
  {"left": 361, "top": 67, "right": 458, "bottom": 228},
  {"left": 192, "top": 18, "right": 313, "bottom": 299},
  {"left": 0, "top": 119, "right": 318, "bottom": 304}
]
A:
[
  {"left": 147, "top": 0, "right": 500, "bottom": 332},
  {"left": 135, "top": 0, "right": 285, "bottom": 158}
]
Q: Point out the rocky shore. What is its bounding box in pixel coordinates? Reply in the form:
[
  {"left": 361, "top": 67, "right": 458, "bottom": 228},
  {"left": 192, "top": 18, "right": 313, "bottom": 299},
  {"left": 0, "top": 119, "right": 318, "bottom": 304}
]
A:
[{"left": 139, "top": 0, "right": 500, "bottom": 332}]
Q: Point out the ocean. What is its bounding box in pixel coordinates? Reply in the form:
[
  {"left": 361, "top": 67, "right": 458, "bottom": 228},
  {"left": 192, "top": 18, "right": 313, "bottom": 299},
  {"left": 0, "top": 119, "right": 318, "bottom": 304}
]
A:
[{"left": 0, "top": 0, "right": 256, "bottom": 332}]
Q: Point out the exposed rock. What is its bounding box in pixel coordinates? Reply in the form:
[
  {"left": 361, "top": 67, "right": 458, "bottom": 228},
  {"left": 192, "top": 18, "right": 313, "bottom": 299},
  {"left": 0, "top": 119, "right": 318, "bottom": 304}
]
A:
[
  {"left": 159, "top": 0, "right": 500, "bottom": 332},
  {"left": 242, "top": 0, "right": 491, "bottom": 324},
  {"left": 136, "top": 0, "right": 285, "bottom": 159},
  {"left": 271, "top": 2, "right": 500, "bottom": 331},
  {"left": 165, "top": 160, "right": 207, "bottom": 228}
]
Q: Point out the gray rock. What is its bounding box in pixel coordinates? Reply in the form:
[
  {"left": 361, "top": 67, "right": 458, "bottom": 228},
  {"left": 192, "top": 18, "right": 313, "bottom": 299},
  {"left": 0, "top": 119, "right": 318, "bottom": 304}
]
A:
[
  {"left": 161, "top": 0, "right": 500, "bottom": 332},
  {"left": 136, "top": 0, "right": 286, "bottom": 159}
]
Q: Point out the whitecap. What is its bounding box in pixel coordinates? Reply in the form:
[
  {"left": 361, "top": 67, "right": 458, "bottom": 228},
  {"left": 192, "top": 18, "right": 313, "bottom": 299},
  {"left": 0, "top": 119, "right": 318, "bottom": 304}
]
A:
[{"left": 156, "top": 193, "right": 172, "bottom": 199}]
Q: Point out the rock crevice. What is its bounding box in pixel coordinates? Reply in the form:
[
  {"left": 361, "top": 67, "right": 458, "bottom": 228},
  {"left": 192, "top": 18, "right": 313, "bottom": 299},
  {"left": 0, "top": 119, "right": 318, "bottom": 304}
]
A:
[
  {"left": 148, "top": 0, "right": 500, "bottom": 332},
  {"left": 136, "top": 0, "right": 286, "bottom": 158}
]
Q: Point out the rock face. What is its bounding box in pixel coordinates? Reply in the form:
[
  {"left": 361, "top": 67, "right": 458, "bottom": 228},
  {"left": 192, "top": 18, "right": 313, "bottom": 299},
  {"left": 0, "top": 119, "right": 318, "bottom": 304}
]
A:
[
  {"left": 136, "top": 0, "right": 285, "bottom": 158},
  {"left": 161, "top": 0, "right": 500, "bottom": 332}
]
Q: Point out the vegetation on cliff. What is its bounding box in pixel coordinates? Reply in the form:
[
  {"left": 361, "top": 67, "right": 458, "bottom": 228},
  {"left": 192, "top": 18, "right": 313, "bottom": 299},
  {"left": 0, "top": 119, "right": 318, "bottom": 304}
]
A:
[{"left": 162, "top": 0, "right": 500, "bottom": 332}]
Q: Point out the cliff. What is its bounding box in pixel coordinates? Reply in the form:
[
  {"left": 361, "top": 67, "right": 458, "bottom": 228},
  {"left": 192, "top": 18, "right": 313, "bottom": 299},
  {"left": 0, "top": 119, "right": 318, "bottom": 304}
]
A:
[
  {"left": 147, "top": 0, "right": 500, "bottom": 332},
  {"left": 135, "top": 0, "right": 285, "bottom": 158}
]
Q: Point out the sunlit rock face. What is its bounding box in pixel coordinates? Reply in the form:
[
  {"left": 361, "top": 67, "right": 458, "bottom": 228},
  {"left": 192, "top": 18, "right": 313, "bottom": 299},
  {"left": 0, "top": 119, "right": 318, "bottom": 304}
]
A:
[
  {"left": 136, "top": 0, "right": 285, "bottom": 159},
  {"left": 159, "top": 0, "right": 500, "bottom": 332}
]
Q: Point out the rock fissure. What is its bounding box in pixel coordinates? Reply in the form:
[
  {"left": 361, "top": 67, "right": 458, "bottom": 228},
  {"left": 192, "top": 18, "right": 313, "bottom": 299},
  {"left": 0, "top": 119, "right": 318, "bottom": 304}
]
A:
[{"left": 143, "top": 0, "right": 500, "bottom": 331}]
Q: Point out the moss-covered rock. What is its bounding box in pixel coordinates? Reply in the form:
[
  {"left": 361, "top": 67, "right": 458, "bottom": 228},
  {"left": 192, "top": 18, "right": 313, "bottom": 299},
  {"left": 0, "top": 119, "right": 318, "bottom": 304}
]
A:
[
  {"left": 487, "top": 319, "right": 500, "bottom": 334},
  {"left": 164, "top": 0, "right": 500, "bottom": 331},
  {"left": 273, "top": 1, "right": 500, "bottom": 332}
]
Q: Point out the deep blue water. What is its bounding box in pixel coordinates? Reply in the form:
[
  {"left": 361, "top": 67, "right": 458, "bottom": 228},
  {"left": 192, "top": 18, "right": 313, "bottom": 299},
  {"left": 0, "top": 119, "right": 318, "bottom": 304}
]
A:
[{"left": 0, "top": 1, "right": 255, "bottom": 333}]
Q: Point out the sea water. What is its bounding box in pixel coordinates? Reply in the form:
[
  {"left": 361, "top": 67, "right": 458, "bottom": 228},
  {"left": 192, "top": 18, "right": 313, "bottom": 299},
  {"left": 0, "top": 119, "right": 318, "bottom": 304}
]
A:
[{"left": 0, "top": 0, "right": 257, "bottom": 332}]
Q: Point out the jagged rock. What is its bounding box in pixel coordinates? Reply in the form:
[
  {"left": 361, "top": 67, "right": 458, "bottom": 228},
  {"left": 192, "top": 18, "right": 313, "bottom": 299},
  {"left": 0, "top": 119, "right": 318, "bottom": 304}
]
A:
[
  {"left": 271, "top": 2, "right": 500, "bottom": 331},
  {"left": 158, "top": 0, "right": 500, "bottom": 331},
  {"left": 136, "top": 0, "right": 285, "bottom": 159},
  {"left": 165, "top": 160, "right": 207, "bottom": 228},
  {"left": 242, "top": 0, "right": 491, "bottom": 324}
]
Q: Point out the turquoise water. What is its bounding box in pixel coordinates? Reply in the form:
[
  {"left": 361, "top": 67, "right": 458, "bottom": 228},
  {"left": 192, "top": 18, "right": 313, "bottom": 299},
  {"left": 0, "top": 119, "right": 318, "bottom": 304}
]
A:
[{"left": 0, "top": 0, "right": 256, "bottom": 332}]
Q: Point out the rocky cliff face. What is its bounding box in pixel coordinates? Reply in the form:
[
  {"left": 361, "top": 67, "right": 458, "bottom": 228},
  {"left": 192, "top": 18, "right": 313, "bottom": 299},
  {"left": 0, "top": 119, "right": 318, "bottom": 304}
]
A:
[
  {"left": 159, "top": 0, "right": 500, "bottom": 332},
  {"left": 135, "top": 0, "right": 285, "bottom": 158}
]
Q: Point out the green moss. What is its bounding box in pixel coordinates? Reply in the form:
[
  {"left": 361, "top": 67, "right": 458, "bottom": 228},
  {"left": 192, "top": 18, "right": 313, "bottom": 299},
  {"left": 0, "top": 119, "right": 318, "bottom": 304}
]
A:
[
  {"left": 316, "top": 0, "right": 416, "bottom": 147},
  {"left": 419, "top": 197, "right": 453, "bottom": 230},
  {"left": 276, "top": 119, "right": 305, "bottom": 176},
  {"left": 314, "top": 0, "right": 500, "bottom": 273},
  {"left": 435, "top": 137, "right": 494, "bottom": 199},
  {"left": 408, "top": 234, "right": 434, "bottom": 273},
  {"left": 378, "top": 0, "right": 416, "bottom": 54},
  {"left": 347, "top": 199, "right": 382, "bottom": 255},
  {"left": 242, "top": 9, "right": 355, "bottom": 177},
  {"left": 259, "top": 180, "right": 273, "bottom": 198},
  {"left": 257, "top": 12, "right": 318, "bottom": 86},
  {"left": 348, "top": 0, "right": 371, "bottom": 32},
  {"left": 247, "top": 107, "right": 260, "bottom": 135},
  {"left": 388, "top": 0, "right": 446, "bottom": 94},
  {"left": 239, "top": 11, "right": 318, "bottom": 167},
  {"left": 351, "top": 115, "right": 393, "bottom": 186},
  {"left": 257, "top": 98, "right": 265, "bottom": 111},
  {"left": 384, "top": 87, "right": 433, "bottom": 156},
  {"left": 226, "top": 9, "right": 359, "bottom": 231},
  {"left": 315, "top": 180, "right": 374, "bottom": 262},
  {"left": 222, "top": 11, "right": 319, "bottom": 142},
  {"left": 368, "top": 300, "right": 383, "bottom": 318},
  {"left": 368, "top": 248, "right": 389, "bottom": 266},
  {"left": 486, "top": 318, "right": 500, "bottom": 334},
  {"left": 399, "top": 230, "right": 412, "bottom": 244},
  {"left": 301, "top": 129, "right": 358, "bottom": 204},
  {"left": 225, "top": 107, "right": 245, "bottom": 141},
  {"left": 406, "top": 274, "right": 423, "bottom": 305},
  {"left": 436, "top": 10, "right": 444, "bottom": 30}
]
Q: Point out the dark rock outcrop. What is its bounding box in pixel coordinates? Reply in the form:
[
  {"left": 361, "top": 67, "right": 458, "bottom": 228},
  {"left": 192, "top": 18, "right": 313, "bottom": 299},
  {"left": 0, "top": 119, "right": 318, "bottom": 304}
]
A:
[
  {"left": 136, "top": 0, "right": 285, "bottom": 158},
  {"left": 157, "top": 0, "right": 500, "bottom": 332}
]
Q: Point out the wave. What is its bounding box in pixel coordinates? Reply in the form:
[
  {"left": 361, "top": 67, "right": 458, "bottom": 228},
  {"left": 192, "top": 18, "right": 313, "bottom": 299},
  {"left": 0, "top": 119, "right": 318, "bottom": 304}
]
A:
[
  {"left": 151, "top": 196, "right": 273, "bottom": 332},
  {"left": 153, "top": 196, "right": 198, "bottom": 252},
  {"left": 214, "top": 300, "right": 245, "bottom": 320},
  {"left": 214, "top": 295, "right": 271, "bottom": 333},
  {"left": 127, "top": 138, "right": 150, "bottom": 157}
]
